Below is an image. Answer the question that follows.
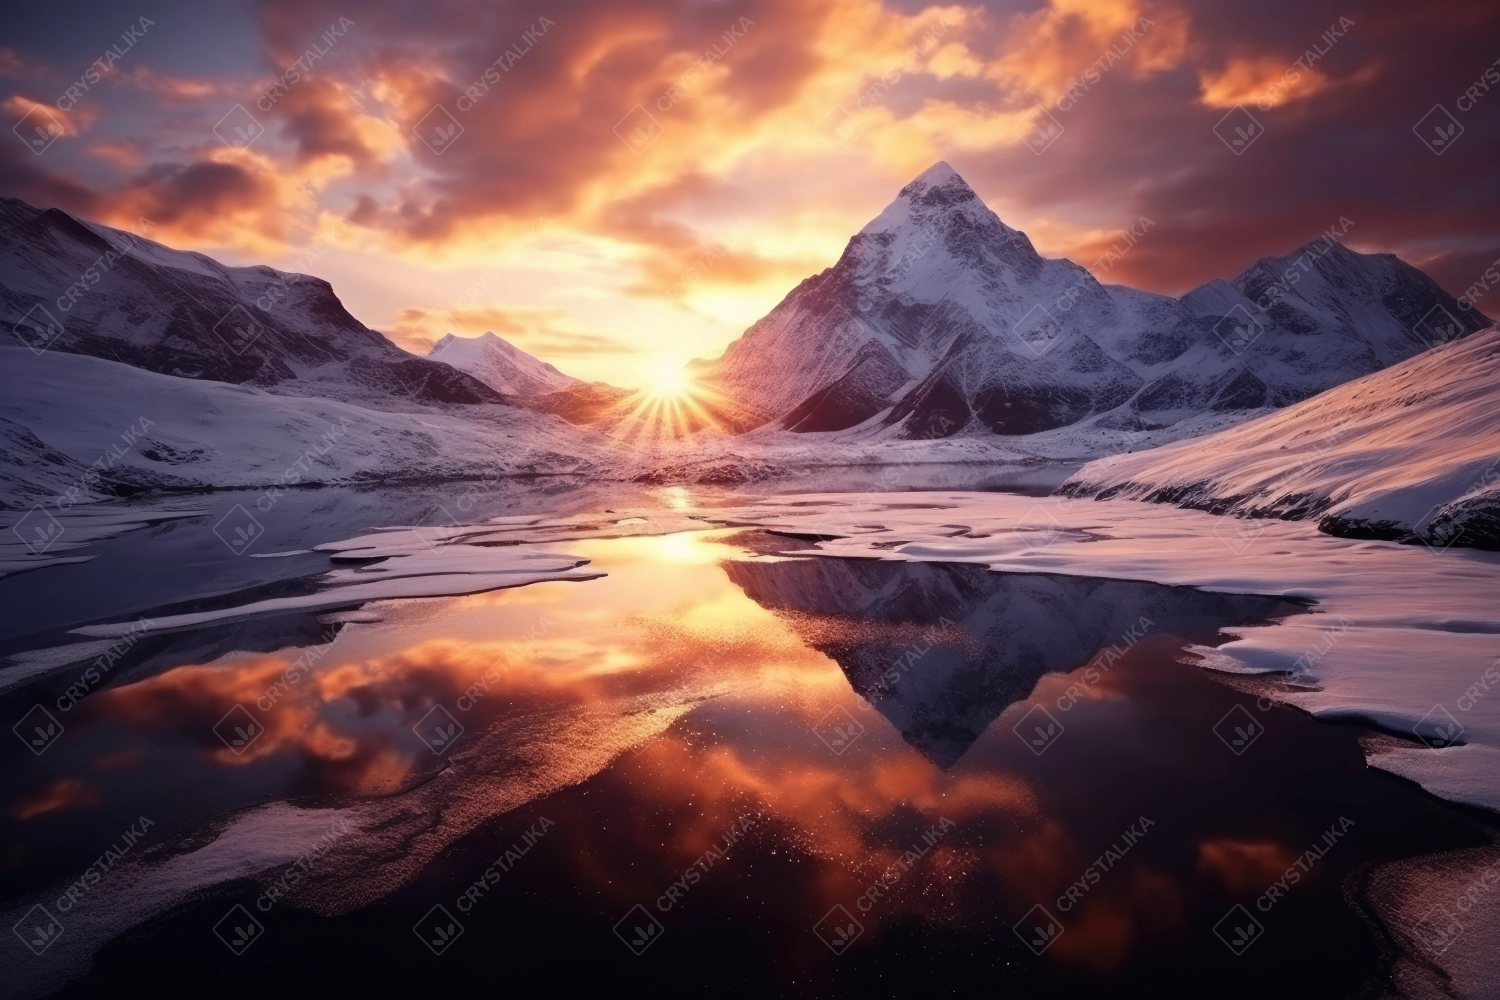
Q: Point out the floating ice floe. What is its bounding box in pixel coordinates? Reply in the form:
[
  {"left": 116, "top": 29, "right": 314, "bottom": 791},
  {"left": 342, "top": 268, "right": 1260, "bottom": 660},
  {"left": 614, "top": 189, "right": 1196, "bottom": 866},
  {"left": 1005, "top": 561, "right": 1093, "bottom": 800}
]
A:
[{"left": 0, "top": 501, "right": 204, "bottom": 578}]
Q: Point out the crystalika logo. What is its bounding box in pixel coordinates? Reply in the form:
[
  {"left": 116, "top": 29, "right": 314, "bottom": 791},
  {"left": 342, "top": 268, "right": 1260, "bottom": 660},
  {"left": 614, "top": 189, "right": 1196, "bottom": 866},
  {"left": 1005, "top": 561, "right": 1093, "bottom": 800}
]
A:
[
  {"left": 1212, "top": 105, "right": 1263, "bottom": 155},
  {"left": 613, "top": 104, "right": 662, "bottom": 154},
  {"left": 213, "top": 504, "right": 265, "bottom": 555},
  {"left": 213, "top": 704, "right": 265, "bottom": 755},
  {"left": 1410, "top": 303, "right": 1466, "bottom": 351},
  {"left": 13, "top": 105, "right": 65, "bottom": 155},
  {"left": 1213, "top": 704, "right": 1265, "bottom": 755},
  {"left": 13, "top": 705, "right": 64, "bottom": 755},
  {"left": 13, "top": 904, "right": 63, "bottom": 955},
  {"left": 1212, "top": 304, "right": 1266, "bottom": 355},
  {"left": 1412, "top": 105, "right": 1463, "bottom": 155},
  {"left": 13, "top": 504, "right": 65, "bottom": 556},
  {"left": 13, "top": 304, "right": 65, "bottom": 354},
  {"left": 1413, "top": 705, "right": 1464, "bottom": 749},
  {"left": 814, "top": 106, "right": 862, "bottom": 153},
  {"left": 1012, "top": 904, "right": 1063, "bottom": 955},
  {"left": 1013, "top": 704, "right": 1064, "bottom": 755},
  {"left": 212, "top": 904, "right": 264, "bottom": 955},
  {"left": 213, "top": 105, "right": 264, "bottom": 150},
  {"left": 211, "top": 304, "right": 266, "bottom": 355},
  {"left": 414, "top": 105, "right": 464, "bottom": 155},
  {"left": 413, "top": 904, "right": 464, "bottom": 955},
  {"left": 1214, "top": 904, "right": 1264, "bottom": 955},
  {"left": 414, "top": 704, "right": 464, "bottom": 754},
  {"left": 812, "top": 904, "right": 863, "bottom": 955},
  {"left": 613, "top": 903, "right": 665, "bottom": 955},
  {"left": 812, "top": 705, "right": 865, "bottom": 755},
  {"left": 1012, "top": 105, "right": 1064, "bottom": 155}
]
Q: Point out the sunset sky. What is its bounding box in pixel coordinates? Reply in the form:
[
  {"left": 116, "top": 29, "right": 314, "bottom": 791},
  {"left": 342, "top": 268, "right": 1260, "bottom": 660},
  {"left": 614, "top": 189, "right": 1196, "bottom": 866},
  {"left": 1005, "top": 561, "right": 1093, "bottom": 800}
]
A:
[{"left": 4, "top": 0, "right": 1497, "bottom": 386}]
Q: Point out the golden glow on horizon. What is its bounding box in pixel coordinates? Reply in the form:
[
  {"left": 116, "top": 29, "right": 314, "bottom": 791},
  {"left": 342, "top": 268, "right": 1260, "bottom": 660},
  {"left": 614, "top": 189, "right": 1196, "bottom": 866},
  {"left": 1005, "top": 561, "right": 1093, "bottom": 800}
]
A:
[
  {"left": 645, "top": 356, "right": 689, "bottom": 399},
  {"left": 604, "top": 368, "right": 766, "bottom": 444}
]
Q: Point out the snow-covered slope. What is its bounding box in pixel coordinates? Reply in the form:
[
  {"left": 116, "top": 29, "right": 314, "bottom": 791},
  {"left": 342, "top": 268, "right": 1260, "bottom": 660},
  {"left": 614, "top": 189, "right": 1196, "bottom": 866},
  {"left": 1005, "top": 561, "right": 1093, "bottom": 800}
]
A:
[
  {"left": 427, "top": 331, "right": 577, "bottom": 397},
  {"left": 0, "top": 198, "right": 500, "bottom": 407},
  {"left": 0, "top": 416, "right": 119, "bottom": 509},
  {"left": 1060, "top": 328, "right": 1500, "bottom": 549},
  {"left": 694, "top": 163, "right": 1486, "bottom": 440},
  {"left": 0, "top": 346, "right": 609, "bottom": 503}
]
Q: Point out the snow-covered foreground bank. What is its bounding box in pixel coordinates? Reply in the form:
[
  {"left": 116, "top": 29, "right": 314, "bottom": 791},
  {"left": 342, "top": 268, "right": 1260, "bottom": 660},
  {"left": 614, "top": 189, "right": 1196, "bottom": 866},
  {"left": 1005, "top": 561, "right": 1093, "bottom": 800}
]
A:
[
  {"left": 692, "top": 491, "right": 1500, "bottom": 814},
  {"left": 1062, "top": 329, "right": 1500, "bottom": 548}
]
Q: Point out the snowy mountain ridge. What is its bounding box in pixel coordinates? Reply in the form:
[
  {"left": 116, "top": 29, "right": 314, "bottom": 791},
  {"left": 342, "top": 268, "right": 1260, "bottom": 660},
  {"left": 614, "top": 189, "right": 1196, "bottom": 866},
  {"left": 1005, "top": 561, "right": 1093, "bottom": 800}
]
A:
[
  {"left": 0, "top": 199, "right": 503, "bottom": 408},
  {"left": 693, "top": 163, "right": 1488, "bottom": 441},
  {"left": 427, "top": 331, "right": 578, "bottom": 398}
]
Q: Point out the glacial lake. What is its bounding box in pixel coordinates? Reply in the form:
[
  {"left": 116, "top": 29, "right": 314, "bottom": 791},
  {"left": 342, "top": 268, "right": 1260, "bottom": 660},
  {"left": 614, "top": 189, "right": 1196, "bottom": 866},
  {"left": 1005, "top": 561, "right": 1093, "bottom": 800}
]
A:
[{"left": 0, "top": 482, "right": 1488, "bottom": 998}]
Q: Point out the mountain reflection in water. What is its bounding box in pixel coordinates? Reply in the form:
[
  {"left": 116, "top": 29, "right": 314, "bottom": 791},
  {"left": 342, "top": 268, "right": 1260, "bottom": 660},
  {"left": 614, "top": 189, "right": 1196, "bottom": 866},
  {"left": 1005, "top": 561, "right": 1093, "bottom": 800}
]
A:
[{"left": 725, "top": 556, "right": 1302, "bottom": 767}]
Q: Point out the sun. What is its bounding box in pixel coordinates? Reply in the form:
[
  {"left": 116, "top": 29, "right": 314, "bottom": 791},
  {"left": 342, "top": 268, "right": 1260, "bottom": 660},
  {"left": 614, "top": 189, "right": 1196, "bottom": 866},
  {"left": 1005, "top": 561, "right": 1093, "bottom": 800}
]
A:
[{"left": 647, "top": 357, "right": 688, "bottom": 397}]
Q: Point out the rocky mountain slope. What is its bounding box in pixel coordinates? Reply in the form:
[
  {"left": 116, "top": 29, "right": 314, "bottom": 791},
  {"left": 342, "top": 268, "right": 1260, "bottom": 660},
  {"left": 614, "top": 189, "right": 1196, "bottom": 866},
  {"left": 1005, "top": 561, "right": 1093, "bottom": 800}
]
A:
[
  {"left": 425, "top": 331, "right": 639, "bottom": 426},
  {"left": 0, "top": 198, "right": 501, "bottom": 407}
]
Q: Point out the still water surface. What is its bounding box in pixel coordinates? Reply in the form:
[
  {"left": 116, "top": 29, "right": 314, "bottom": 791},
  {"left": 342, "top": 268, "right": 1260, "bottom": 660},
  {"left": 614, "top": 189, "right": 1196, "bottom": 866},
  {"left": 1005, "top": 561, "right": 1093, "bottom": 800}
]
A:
[{"left": 1, "top": 513, "right": 1487, "bottom": 998}]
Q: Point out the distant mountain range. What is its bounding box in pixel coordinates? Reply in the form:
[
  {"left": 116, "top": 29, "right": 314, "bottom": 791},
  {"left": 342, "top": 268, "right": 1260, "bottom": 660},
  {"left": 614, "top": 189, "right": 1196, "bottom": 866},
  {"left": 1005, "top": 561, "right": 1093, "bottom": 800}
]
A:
[
  {"left": 425, "top": 331, "right": 634, "bottom": 425},
  {"left": 0, "top": 175, "right": 1492, "bottom": 507},
  {"left": 428, "top": 331, "right": 577, "bottom": 397},
  {"left": 693, "top": 163, "right": 1489, "bottom": 439}
]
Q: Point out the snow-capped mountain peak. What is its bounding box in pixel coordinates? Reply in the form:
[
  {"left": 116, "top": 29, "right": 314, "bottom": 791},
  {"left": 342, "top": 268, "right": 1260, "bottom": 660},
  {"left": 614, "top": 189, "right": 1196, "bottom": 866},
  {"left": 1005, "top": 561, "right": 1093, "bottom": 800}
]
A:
[
  {"left": 427, "top": 331, "right": 578, "bottom": 398},
  {"left": 694, "top": 163, "right": 1484, "bottom": 442},
  {"left": 857, "top": 160, "right": 1015, "bottom": 238}
]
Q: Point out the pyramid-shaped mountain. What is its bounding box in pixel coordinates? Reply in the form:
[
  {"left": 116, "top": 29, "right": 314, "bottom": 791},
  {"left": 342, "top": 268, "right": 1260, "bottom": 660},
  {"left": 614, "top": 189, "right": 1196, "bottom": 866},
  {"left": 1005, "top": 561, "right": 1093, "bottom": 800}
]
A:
[{"left": 693, "top": 163, "right": 1486, "bottom": 438}]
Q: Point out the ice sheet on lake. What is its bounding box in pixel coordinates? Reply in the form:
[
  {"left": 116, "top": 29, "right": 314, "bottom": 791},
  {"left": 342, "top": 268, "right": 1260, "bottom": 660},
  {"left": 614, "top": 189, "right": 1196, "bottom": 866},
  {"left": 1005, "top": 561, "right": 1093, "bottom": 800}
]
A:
[
  {"left": 0, "top": 801, "right": 355, "bottom": 1000},
  {"left": 72, "top": 540, "right": 603, "bottom": 638},
  {"left": 0, "top": 502, "right": 204, "bottom": 578},
  {"left": 696, "top": 491, "right": 1500, "bottom": 812},
  {"left": 51, "top": 508, "right": 704, "bottom": 653}
]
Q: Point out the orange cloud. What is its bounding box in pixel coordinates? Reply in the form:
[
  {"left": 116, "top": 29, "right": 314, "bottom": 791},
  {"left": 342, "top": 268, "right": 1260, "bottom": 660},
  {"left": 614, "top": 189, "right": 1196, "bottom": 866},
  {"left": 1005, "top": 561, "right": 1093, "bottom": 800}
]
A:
[
  {"left": 267, "top": 76, "right": 404, "bottom": 172},
  {"left": 1198, "top": 54, "right": 1330, "bottom": 109},
  {"left": 989, "top": 0, "right": 1191, "bottom": 104},
  {"left": 4, "top": 94, "right": 90, "bottom": 144},
  {"left": 86, "top": 139, "right": 144, "bottom": 169},
  {"left": 114, "top": 66, "right": 222, "bottom": 101},
  {"left": 96, "top": 149, "right": 310, "bottom": 253}
]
